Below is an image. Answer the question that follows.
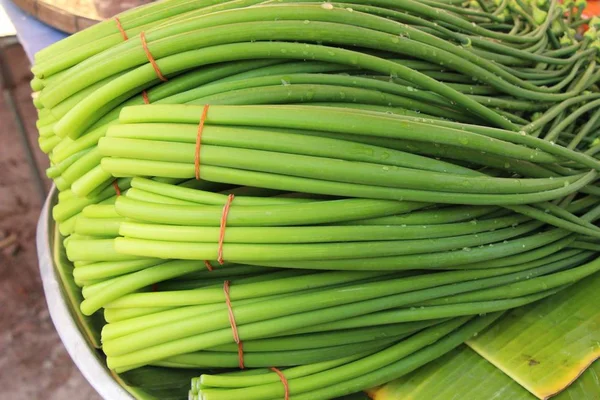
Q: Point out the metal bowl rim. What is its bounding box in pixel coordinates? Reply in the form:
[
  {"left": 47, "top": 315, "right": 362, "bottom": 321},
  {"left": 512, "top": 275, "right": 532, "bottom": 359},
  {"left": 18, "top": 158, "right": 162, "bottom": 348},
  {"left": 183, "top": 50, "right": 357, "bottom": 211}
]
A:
[{"left": 36, "top": 187, "right": 133, "bottom": 400}]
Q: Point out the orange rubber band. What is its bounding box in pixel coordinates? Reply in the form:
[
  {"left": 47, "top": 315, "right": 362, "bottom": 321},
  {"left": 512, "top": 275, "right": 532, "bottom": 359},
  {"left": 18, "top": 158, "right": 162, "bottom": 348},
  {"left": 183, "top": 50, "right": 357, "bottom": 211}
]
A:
[
  {"left": 195, "top": 104, "right": 210, "bottom": 180},
  {"left": 218, "top": 194, "right": 234, "bottom": 265},
  {"left": 141, "top": 90, "right": 150, "bottom": 104},
  {"left": 114, "top": 17, "right": 128, "bottom": 41},
  {"left": 152, "top": 283, "right": 158, "bottom": 292},
  {"left": 140, "top": 32, "right": 168, "bottom": 82},
  {"left": 204, "top": 260, "right": 214, "bottom": 271},
  {"left": 224, "top": 280, "right": 244, "bottom": 369},
  {"left": 270, "top": 368, "right": 290, "bottom": 400},
  {"left": 112, "top": 181, "right": 121, "bottom": 196}
]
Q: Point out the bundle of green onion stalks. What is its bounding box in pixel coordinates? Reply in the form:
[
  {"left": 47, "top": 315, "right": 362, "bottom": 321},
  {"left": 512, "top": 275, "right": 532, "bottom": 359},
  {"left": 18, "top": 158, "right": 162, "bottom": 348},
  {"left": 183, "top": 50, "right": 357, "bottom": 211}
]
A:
[{"left": 33, "top": 0, "right": 600, "bottom": 398}]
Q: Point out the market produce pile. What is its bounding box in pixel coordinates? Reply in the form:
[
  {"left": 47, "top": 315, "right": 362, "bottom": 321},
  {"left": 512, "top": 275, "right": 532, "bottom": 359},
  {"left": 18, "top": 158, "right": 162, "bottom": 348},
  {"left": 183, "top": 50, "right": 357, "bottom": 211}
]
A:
[{"left": 32, "top": 0, "right": 600, "bottom": 398}]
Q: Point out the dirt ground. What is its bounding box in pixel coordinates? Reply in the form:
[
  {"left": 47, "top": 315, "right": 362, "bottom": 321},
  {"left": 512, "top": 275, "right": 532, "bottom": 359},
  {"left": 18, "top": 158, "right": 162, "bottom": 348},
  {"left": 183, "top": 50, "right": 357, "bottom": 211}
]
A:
[{"left": 0, "top": 44, "right": 101, "bottom": 400}]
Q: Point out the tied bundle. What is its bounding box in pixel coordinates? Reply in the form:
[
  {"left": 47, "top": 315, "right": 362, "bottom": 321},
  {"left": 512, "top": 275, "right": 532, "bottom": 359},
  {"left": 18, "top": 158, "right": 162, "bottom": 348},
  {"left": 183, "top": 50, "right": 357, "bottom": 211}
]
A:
[{"left": 32, "top": 0, "right": 600, "bottom": 399}]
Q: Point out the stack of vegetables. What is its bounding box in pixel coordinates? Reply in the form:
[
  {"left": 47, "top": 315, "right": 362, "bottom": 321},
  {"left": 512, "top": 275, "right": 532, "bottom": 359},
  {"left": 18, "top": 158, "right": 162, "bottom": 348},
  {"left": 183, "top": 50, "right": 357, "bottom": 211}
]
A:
[{"left": 33, "top": 0, "right": 600, "bottom": 398}]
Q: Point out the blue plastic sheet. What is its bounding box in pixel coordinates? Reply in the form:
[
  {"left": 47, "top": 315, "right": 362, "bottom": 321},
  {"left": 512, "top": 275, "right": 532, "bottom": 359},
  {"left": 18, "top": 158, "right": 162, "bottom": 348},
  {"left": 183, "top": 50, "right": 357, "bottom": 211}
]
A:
[{"left": 0, "top": 0, "right": 68, "bottom": 62}]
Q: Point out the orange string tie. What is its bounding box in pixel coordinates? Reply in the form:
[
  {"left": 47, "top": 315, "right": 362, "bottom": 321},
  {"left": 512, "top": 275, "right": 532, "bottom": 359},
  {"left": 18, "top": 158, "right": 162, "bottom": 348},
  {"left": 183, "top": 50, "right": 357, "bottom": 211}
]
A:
[
  {"left": 195, "top": 104, "right": 210, "bottom": 180},
  {"left": 112, "top": 181, "right": 121, "bottom": 196},
  {"left": 140, "top": 32, "right": 168, "bottom": 82},
  {"left": 114, "top": 17, "right": 128, "bottom": 41},
  {"left": 223, "top": 280, "right": 244, "bottom": 369},
  {"left": 217, "top": 194, "right": 234, "bottom": 265},
  {"left": 197, "top": 105, "right": 213, "bottom": 272},
  {"left": 270, "top": 368, "right": 290, "bottom": 400},
  {"left": 141, "top": 90, "right": 150, "bottom": 104}
]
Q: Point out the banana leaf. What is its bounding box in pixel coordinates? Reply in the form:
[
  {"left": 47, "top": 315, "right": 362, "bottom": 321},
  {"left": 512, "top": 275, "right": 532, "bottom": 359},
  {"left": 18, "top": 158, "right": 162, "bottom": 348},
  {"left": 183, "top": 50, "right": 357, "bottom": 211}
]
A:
[
  {"left": 369, "top": 346, "right": 600, "bottom": 400},
  {"left": 467, "top": 270, "right": 600, "bottom": 399},
  {"left": 370, "top": 270, "right": 600, "bottom": 400}
]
